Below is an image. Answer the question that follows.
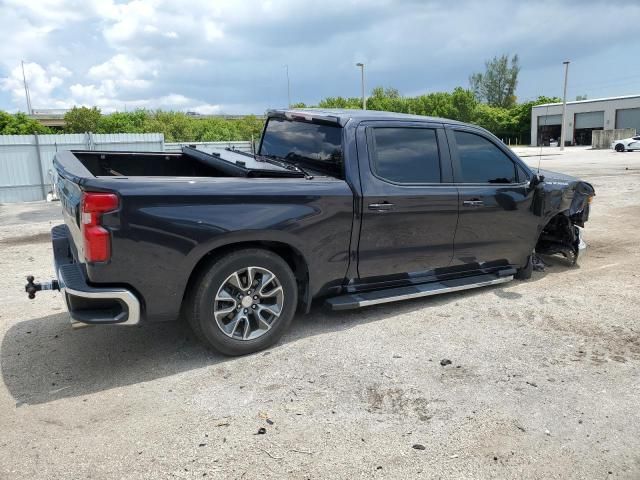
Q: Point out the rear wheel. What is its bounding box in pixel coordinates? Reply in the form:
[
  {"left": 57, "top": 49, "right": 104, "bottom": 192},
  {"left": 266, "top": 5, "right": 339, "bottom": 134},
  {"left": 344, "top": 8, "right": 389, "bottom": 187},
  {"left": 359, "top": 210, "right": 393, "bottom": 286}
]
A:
[
  {"left": 186, "top": 248, "right": 298, "bottom": 355},
  {"left": 615, "top": 143, "right": 625, "bottom": 152}
]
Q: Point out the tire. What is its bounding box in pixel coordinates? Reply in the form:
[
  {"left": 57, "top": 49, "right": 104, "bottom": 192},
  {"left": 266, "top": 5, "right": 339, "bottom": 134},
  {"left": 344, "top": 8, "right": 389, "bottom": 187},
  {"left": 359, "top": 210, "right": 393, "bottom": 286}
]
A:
[
  {"left": 515, "top": 254, "right": 533, "bottom": 280},
  {"left": 615, "top": 143, "right": 625, "bottom": 152},
  {"left": 185, "top": 248, "right": 298, "bottom": 356},
  {"left": 557, "top": 246, "right": 578, "bottom": 267}
]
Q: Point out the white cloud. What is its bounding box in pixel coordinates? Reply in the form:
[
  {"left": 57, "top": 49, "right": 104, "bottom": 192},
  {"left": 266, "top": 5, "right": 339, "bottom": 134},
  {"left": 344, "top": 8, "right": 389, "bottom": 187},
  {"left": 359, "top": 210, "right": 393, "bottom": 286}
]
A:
[
  {"left": 0, "top": 62, "right": 73, "bottom": 110},
  {"left": 204, "top": 21, "right": 224, "bottom": 42},
  {"left": 88, "top": 54, "right": 157, "bottom": 80},
  {"left": 191, "top": 103, "right": 222, "bottom": 115},
  {"left": 1, "top": 0, "right": 640, "bottom": 113},
  {"left": 100, "top": 0, "right": 157, "bottom": 44}
]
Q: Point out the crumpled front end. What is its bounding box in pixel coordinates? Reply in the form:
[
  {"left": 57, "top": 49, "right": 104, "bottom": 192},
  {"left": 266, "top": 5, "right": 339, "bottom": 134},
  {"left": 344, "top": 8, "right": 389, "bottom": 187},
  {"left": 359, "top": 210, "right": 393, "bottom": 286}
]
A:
[{"left": 534, "top": 170, "right": 595, "bottom": 265}]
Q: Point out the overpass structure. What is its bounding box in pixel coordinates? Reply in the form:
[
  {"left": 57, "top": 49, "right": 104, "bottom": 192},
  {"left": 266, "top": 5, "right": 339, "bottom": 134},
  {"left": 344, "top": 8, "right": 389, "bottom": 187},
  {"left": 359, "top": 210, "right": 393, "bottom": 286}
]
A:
[{"left": 29, "top": 109, "right": 67, "bottom": 128}]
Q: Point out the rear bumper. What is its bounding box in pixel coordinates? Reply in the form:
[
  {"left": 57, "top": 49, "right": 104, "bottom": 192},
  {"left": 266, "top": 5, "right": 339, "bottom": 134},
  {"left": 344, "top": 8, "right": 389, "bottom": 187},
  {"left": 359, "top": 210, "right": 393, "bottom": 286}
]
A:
[{"left": 52, "top": 224, "right": 141, "bottom": 328}]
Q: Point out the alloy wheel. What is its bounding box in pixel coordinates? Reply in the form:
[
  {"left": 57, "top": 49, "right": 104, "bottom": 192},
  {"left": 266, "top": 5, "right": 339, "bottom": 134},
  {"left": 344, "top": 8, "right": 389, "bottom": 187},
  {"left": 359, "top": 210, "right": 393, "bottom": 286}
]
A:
[{"left": 213, "top": 266, "right": 284, "bottom": 340}]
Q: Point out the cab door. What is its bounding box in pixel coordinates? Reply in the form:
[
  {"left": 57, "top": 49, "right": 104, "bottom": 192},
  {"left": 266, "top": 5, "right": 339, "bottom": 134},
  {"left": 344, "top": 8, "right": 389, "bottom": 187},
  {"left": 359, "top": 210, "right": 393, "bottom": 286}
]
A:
[
  {"left": 355, "top": 122, "right": 459, "bottom": 281},
  {"left": 447, "top": 126, "right": 538, "bottom": 269}
]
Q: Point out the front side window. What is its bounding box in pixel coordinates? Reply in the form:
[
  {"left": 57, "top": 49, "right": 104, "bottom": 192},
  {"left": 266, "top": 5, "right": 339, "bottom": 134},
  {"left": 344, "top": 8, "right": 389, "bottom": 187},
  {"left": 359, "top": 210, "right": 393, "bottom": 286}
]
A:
[
  {"left": 454, "top": 131, "right": 516, "bottom": 184},
  {"left": 370, "top": 127, "right": 441, "bottom": 183},
  {"left": 259, "top": 118, "right": 343, "bottom": 176}
]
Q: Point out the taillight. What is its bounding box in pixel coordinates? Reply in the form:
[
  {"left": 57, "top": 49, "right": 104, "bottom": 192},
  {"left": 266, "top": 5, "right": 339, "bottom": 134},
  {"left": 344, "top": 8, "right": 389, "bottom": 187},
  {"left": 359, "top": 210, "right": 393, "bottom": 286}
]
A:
[{"left": 81, "top": 192, "right": 119, "bottom": 263}]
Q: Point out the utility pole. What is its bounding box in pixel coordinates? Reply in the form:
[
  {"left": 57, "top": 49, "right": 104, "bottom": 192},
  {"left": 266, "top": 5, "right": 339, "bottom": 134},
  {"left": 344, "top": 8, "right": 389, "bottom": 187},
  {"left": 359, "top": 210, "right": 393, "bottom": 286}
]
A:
[
  {"left": 356, "top": 63, "right": 366, "bottom": 110},
  {"left": 21, "top": 60, "right": 33, "bottom": 115},
  {"left": 560, "top": 60, "right": 570, "bottom": 151},
  {"left": 284, "top": 64, "right": 291, "bottom": 108}
]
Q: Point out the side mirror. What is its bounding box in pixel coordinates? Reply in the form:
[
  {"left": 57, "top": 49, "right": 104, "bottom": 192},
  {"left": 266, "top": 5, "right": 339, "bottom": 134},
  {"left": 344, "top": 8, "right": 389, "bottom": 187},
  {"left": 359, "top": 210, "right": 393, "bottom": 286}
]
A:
[{"left": 530, "top": 174, "right": 545, "bottom": 187}]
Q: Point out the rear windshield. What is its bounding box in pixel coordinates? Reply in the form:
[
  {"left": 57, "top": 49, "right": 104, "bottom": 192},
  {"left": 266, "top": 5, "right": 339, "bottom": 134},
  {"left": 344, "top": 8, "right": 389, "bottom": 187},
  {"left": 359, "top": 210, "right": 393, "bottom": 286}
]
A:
[{"left": 259, "top": 118, "right": 343, "bottom": 177}]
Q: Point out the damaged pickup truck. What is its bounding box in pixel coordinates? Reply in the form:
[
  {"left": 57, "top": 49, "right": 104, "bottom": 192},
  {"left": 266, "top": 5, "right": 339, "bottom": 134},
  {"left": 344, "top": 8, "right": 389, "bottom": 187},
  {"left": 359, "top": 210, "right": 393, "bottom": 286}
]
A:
[{"left": 26, "top": 109, "right": 595, "bottom": 355}]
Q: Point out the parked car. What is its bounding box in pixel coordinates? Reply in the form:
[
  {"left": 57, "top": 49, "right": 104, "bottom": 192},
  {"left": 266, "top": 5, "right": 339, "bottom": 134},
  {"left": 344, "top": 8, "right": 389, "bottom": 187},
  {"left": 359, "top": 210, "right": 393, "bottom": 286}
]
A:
[
  {"left": 26, "top": 109, "right": 595, "bottom": 355},
  {"left": 611, "top": 135, "right": 640, "bottom": 152}
]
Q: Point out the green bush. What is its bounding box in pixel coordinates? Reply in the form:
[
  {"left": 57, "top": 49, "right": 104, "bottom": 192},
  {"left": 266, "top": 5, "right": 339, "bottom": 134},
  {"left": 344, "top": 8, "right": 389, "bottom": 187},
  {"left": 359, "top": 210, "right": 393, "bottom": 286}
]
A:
[
  {"left": 0, "top": 90, "right": 560, "bottom": 145},
  {"left": 0, "top": 111, "right": 52, "bottom": 135},
  {"left": 315, "top": 87, "right": 560, "bottom": 145}
]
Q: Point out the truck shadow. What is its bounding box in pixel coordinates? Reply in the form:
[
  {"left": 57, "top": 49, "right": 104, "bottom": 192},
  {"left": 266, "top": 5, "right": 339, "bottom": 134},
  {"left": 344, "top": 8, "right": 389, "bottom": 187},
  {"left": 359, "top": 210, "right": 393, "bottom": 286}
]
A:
[
  {"left": 1, "top": 261, "right": 573, "bottom": 406},
  {"left": 1, "top": 313, "right": 222, "bottom": 406}
]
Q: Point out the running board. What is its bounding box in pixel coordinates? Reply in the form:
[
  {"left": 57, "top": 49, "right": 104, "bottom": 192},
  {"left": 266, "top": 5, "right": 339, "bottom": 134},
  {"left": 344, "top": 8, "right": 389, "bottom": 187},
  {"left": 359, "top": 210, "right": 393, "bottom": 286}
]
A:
[{"left": 325, "top": 271, "right": 515, "bottom": 311}]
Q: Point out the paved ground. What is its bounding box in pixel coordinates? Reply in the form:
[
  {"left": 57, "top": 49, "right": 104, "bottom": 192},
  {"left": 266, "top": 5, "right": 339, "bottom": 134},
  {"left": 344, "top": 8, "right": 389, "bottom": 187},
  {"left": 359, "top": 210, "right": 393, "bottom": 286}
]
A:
[{"left": 1, "top": 147, "right": 639, "bottom": 479}]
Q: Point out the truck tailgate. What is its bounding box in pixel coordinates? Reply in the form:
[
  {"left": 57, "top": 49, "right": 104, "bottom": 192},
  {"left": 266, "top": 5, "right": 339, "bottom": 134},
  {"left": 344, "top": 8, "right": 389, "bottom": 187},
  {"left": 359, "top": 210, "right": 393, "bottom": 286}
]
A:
[{"left": 54, "top": 160, "right": 86, "bottom": 262}]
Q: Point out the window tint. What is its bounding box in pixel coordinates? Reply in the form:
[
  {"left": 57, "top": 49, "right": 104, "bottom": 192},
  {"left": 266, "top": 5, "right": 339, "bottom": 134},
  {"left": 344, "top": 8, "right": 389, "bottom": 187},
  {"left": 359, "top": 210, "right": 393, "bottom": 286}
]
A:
[
  {"left": 516, "top": 164, "right": 530, "bottom": 182},
  {"left": 454, "top": 131, "right": 516, "bottom": 184},
  {"left": 260, "top": 118, "right": 343, "bottom": 177},
  {"left": 371, "top": 128, "right": 440, "bottom": 183}
]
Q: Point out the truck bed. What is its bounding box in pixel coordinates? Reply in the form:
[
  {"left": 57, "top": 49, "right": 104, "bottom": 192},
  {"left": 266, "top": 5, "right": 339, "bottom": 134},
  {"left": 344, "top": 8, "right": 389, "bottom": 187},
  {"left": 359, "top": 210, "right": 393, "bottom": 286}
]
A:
[
  {"left": 67, "top": 147, "right": 305, "bottom": 179},
  {"left": 73, "top": 150, "right": 224, "bottom": 177}
]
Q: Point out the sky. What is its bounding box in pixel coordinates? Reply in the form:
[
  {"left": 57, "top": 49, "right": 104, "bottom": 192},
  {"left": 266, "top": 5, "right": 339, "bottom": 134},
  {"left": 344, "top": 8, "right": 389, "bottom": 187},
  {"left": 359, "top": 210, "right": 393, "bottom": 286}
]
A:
[{"left": 1, "top": 0, "right": 640, "bottom": 114}]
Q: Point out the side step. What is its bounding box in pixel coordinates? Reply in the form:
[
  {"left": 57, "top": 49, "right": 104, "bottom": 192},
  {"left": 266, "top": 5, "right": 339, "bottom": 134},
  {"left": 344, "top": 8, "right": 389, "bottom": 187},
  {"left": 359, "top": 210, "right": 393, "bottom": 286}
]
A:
[{"left": 325, "top": 271, "right": 515, "bottom": 311}]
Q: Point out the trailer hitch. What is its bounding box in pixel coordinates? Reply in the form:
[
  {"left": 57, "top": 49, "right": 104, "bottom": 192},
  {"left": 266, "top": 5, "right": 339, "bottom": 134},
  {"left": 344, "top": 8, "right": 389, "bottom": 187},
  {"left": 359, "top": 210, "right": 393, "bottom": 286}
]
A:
[{"left": 25, "top": 275, "right": 60, "bottom": 299}]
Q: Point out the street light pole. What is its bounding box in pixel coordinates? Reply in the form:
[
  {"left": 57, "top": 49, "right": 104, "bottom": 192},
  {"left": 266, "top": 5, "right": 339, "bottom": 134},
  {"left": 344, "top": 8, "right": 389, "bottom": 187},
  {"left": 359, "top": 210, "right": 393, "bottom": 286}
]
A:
[
  {"left": 356, "top": 63, "right": 366, "bottom": 110},
  {"left": 284, "top": 64, "right": 291, "bottom": 108},
  {"left": 560, "top": 60, "right": 570, "bottom": 151},
  {"left": 21, "top": 60, "right": 33, "bottom": 115}
]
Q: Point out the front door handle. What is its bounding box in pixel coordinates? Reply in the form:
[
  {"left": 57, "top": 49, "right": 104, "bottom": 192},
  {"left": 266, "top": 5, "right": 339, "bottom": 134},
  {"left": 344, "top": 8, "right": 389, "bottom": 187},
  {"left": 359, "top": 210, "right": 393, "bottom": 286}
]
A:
[
  {"left": 462, "top": 200, "right": 484, "bottom": 207},
  {"left": 368, "top": 202, "right": 395, "bottom": 211}
]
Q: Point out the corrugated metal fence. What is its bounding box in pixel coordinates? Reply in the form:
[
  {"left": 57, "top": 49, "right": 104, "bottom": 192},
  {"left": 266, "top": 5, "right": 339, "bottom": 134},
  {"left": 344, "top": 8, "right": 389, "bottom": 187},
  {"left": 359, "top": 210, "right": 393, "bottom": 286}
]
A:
[
  {"left": 0, "top": 135, "right": 254, "bottom": 203},
  {"left": 0, "top": 133, "right": 163, "bottom": 203}
]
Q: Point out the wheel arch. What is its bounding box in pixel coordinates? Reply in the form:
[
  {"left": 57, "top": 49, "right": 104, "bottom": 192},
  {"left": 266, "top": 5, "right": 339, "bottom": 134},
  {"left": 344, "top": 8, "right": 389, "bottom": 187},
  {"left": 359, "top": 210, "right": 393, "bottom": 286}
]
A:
[
  {"left": 535, "top": 210, "right": 578, "bottom": 255},
  {"left": 181, "top": 240, "right": 311, "bottom": 315}
]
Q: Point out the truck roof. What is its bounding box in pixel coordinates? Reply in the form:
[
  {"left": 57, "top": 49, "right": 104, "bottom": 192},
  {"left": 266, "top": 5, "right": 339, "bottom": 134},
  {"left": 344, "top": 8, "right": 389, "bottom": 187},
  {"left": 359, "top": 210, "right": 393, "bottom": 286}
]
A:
[{"left": 267, "top": 108, "right": 466, "bottom": 127}]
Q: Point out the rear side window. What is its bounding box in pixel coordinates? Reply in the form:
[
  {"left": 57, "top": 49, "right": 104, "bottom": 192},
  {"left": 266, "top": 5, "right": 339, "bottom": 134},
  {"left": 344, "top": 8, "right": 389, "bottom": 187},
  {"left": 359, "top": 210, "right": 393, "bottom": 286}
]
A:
[
  {"left": 259, "top": 118, "right": 343, "bottom": 177},
  {"left": 370, "top": 127, "right": 441, "bottom": 183},
  {"left": 454, "top": 131, "right": 516, "bottom": 184}
]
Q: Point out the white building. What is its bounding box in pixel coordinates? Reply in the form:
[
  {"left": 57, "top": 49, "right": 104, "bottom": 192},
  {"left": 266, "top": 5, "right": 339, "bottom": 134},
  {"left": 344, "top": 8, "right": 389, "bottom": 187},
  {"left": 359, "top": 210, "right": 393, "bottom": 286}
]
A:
[{"left": 531, "top": 94, "right": 640, "bottom": 146}]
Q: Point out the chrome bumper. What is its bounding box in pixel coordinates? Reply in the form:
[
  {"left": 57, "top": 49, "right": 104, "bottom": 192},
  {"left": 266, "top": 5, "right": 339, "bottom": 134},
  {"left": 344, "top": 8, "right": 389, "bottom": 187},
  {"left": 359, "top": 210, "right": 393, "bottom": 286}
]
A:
[
  {"left": 575, "top": 227, "right": 587, "bottom": 258},
  {"left": 52, "top": 224, "right": 141, "bottom": 328}
]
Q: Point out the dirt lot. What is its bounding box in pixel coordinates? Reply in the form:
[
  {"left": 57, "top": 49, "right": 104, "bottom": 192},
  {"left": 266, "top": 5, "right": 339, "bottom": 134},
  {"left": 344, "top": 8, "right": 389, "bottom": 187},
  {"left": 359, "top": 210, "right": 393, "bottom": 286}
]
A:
[{"left": 1, "top": 147, "right": 639, "bottom": 479}]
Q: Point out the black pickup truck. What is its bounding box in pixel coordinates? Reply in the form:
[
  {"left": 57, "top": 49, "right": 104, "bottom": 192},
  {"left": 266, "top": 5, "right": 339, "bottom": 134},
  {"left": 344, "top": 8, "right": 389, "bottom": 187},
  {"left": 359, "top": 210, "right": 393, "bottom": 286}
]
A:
[{"left": 26, "top": 109, "right": 595, "bottom": 355}]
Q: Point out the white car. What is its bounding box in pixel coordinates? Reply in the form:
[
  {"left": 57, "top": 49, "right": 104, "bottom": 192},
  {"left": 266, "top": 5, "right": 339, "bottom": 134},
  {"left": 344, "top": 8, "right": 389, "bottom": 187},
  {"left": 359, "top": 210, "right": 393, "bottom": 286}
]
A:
[{"left": 611, "top": 135, "right": 640, "bottom": 152}]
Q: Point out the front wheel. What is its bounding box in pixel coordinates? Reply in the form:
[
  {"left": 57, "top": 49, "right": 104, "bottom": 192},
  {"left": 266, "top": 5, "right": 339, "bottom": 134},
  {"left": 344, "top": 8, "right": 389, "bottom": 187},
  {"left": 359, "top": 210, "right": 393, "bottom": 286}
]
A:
[
  {"left": 186, "top": 248, "right": 298, "bottom": 356},
  {"left": 615, "top": 143, "right": 625, "bottom": 152}
]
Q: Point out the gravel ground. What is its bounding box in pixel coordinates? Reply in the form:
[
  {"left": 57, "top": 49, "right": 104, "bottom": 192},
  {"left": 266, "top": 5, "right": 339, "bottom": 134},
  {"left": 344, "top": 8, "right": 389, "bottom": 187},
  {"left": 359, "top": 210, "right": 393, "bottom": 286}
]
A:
[{"left": 1, "top": 147, "right": 639, "bottom": 479}]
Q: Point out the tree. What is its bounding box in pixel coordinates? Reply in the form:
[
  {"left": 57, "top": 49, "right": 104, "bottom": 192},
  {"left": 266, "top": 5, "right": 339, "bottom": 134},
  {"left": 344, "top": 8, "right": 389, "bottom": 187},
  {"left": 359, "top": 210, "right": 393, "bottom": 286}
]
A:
[
  {"left": 97, "top": 110, "right": 148, "bottom": 133},
  {"left": 469, "top": 54, "right": 520, "bottom": 108},
  {"left": 64, "top": 106, "right": 102, "bottom": 133},
  {"left": 0, "top": 111, "right": 51, "bottom": 134},
  {"left": 450, "top": 87, "right": 478, "bottom": 123},
  {"left": 317, "top": 96, "right": 361, "bottom": 109},
  {"left": 143, "top": 110, "right": 196, "bottom": 142}
]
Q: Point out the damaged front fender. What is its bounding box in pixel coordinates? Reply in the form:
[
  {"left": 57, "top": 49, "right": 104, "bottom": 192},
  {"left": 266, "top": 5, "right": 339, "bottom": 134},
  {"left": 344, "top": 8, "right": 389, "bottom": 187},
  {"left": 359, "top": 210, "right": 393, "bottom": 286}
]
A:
[{"left": 532, "top": 169, "right": 595, "bottom": 264}]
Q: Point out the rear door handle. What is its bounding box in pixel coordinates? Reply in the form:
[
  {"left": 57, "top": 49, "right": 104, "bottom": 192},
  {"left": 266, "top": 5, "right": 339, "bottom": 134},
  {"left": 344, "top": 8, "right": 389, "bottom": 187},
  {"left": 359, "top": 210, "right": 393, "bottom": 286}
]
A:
[
  {"left": 368, "top": 202, "right": 395, "bottom": 211},
  {"left": 462, "top": 200, "right": 484, "bottom": 207}
]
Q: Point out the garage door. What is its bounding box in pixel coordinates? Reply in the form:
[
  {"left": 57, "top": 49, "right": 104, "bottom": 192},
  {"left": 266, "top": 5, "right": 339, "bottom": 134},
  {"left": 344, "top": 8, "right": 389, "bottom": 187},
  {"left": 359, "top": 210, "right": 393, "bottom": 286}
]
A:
[
  {"left": 537, "top": 114, "right": 562, "bottom": 126},
  {"left": 574, "top": 111, "right": 604, "bottom": 129},
  {"left": 615, "top": 108, "right": 640, "bottom": 133}
]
